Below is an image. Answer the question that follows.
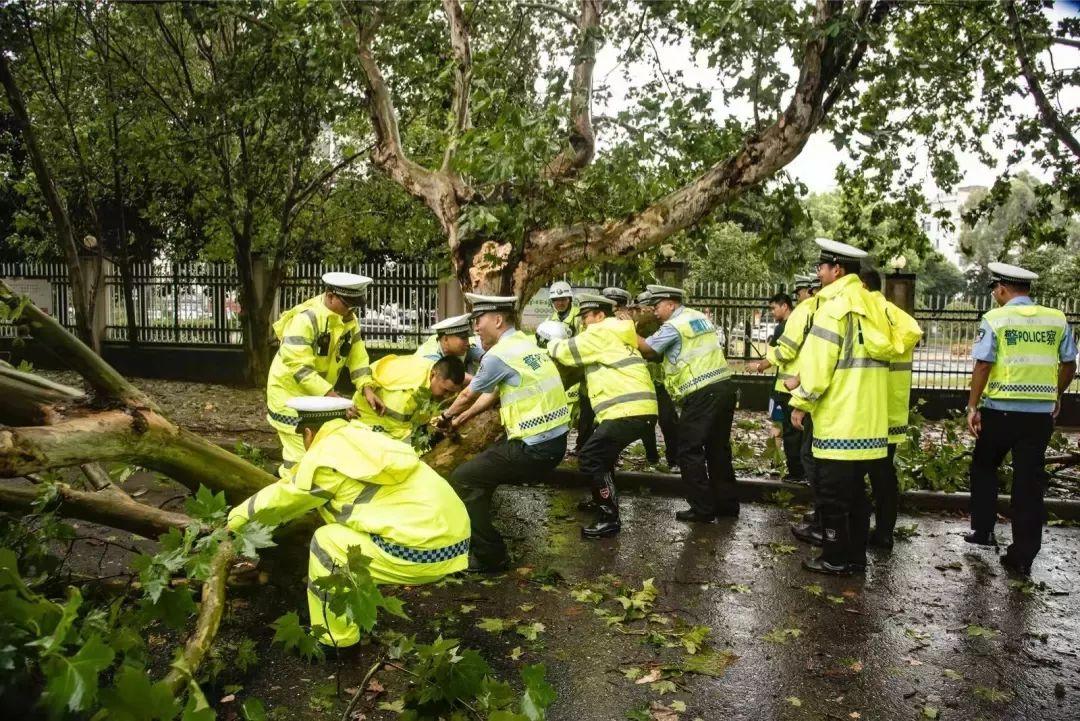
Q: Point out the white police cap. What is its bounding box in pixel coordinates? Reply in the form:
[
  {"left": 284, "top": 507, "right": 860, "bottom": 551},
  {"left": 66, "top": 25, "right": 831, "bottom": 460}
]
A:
[
  {"left": 285, "top": 396, "right": 354, "bottom": 426},
  {"left": 793, "top": 274, "right": 814, "bottom": 290},
  {"left": 465, "top": 293, "right": 517, "bottom": 318},
  {"left": 322, "top": 272, "right": 373, "bottom": 301},
  {"left": 601, "top": 287, "right": 632, "bottom": 305},
  {"left": 577, "top": 293, "right": 616, "bottom": 312},
  {"left": 644, "top": 284, "right": 684, "bottom": 303},
  {"left": 815, "top": 238, "right": 868, "bottom": 264},
  {"left": 988, "top": 262, "right": 1038, "bottom": 285},
  {"left": 548, "top": 281, "right": 573, "bottom": 300},
  {"left": 430, "top": 313, "right": 472, "bottom": 336}
]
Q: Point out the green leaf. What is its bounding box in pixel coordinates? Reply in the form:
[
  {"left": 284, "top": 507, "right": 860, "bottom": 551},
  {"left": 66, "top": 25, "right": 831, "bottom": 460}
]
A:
[
  {"left": 516, "top": 621, "right": 545, "bottom": 641},
  {"left": 922, "top": 706, "right": 940, "bottom": 719},
  {"left": 181, "top": 681, "right": 216, "bottom": 721},
  {"left": 477, "top": 617, "right": 515, "bottom": 633},
  {"left": 650, "top": 679, "right": 677, "bottom": 694},
  {"left": 378, "top": 699, "right": 406, "bottom": 712},
  {"left": 270, "top": 612, "right": 325, "bottom": 662},
  {"left": 233, "top": 521, "right": 277, "bottom": 558},
  {"left": 520, "top": 664, "right": 556, "bottom": 721},
  {"left": 41, "top": 634, "right": 116, "bottom": 715},
  {"left": 101, "top": 666, "right": 178, "bottom": 721},
  {"left": 241, "top": 697, "right": 268, "bottom": 721},
  {"left": 677, "top": 648, "right": 739, "bottom": 678},
  {"left": 966, "top": 624, "right": 998, "bottom": 639},
  {"left": 32, "top": 586, "right": 83, "bottom": 655},
  {"left": 786, "top": 696, "right": 803, "bottom": 707},
  {"left": 679, "top": 625, "right": 711, "bottom": 654},
  {"left": 802, "top": 583, "right": 823, "bottom": 597},
  {"left": 185, "top": 485, "right": 228, "bottom": 523},
  {"left": 144, "top": 587, "right": 198, "bottom": 631}
]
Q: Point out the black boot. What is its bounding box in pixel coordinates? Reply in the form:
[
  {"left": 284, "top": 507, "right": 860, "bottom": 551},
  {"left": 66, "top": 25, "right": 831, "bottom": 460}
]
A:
[
  {"left": 964, "top": 530, "right": 998, "bottom": 547},
  {"left": 582, "top": 474, "right": 621, "bottom": 538},
  {"left": 803, "top": 514, "right": 859, "bottom": 575},
  {"left": 791, "top": 520, "right": 823, "bottom": 546},
  {"left": 577, "top": 494, "right": 598, "bottom": 512}
]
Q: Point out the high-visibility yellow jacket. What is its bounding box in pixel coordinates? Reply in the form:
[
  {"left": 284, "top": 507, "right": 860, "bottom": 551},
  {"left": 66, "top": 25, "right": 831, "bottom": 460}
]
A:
[
  {"left": 662, "top": 307, "right": 731, "bottom": 401},
  {"left": 982, "top": 303, "right": 1069, "bottom": 403},
  {"left": 266, "top": 296, "right": 371, "bottom": 433},
  {"left": 487, "top": 330, "right": 570, "bottom": 441},
  {"left": 549, "top": 317, "right": 657, "bottom": 423},
  {"left": 788, "top": 274, "right": 895, "bottom": 460},
  {"left": 868, "top": 291, "right": 923, "bottom": 444},
  {"left": 766, "top": 296, "right": 824, "bottom": 395},
  {"left": 354, "top": 354, "right": 441, "bottom": 441},
  {"left": 227, "top": 419, "right": 469, "bottom": 571},
  {"left": 547, "top": 305, "right": 584, "bottom": 414}
]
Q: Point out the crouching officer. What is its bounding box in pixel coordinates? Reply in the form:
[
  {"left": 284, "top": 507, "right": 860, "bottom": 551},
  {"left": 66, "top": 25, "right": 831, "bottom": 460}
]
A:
[
  {"left": 228, "top": 396, "right": 470, "bottom": 647},
  {"left": 637, "top": 285, "right": 739, "bottom": 522},
  {"left": 266, "top": 272, "right": 379, "bottom": 477},
  {"left": 965, "top": 262, "right": 1076, "bottom": 576},
  {"left": 439, "top": 294, "right": 570, "bottom": 572},
  {"left": 355, "top": 354, "right": 466, "bottom": 442},
  {"left": 415, "top": 313, "right": 485, "bottom": 377},
  {"left": 548, "top": 293, "right": 657, "bottom": 537}
]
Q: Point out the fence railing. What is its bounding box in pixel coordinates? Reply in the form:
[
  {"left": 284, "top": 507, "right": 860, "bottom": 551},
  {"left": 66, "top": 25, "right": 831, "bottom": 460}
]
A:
[{"left": 2, "top": 261, "right": 1077, "bottom": 394}]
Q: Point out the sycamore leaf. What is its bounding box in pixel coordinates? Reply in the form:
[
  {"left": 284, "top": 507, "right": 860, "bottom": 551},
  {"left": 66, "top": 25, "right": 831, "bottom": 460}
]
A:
[
  {"left": 41, "top": 634, "right": 116, "bottom": 714},
  {"left": 233, "top": 521, "right": 276, "bottom": 558},
  {"left": 100, "top": 666, "right": 178, "bottom": 721},
  {"left": 520, "top": 664, "right": 556, "bottom": 721},
  {"left": 966, "top": 625, "right": 998, "bottom": 639},
  {"left": 270, "top": 612, "right": 324, "bottom": 662},
  {"left": 185, "top": 486, "right": 228, "bottom": 523},
  {"left": 516, "top": 622, "right": 545, "bottom": 641}
]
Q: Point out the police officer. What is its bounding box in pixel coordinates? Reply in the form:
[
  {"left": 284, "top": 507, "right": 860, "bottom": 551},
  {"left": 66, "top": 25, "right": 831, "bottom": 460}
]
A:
[
  {"left": 635, "top": 290, "right": 680, "bottom": 468},
  {"left": 765, "top": 272, "right": 826, "bottom": 542},
  {"left": 440, "top": 294, "right": 570, "bottom": 572},
  {"left": 355, "top": 354, "right": 467, "bottom": 442},
  {"left": 228, "top": 396, "right": 470, "bottom": 647},
  {"left": 793, "top": 275, "right": 813, "bottom": 304},
  {"left": 637, "top": 284, "right": 739, "bottom": 522},
  {"left": 546, "top": 281, "right": 589, "bottom": 452},
  {"left": 965, "top": 262, "right": 1076, "bottom": 576},
  {"left": 789, "top": 239, "right": 896, "bottom": 575},
  {"left": 266, "top": 272, "right": 378, "bottom": 477},
  {"left": 752, "top": 290, "right": 803, "bottom": 482},
  {"left": 549, "top": 293, "right": 658, "bottom": 537},
  {"left": 861, "top": 269, "right": 923, "bottom": 549},
  {"left": 415, "top": 313, "right": 485, "bottom": 376}
]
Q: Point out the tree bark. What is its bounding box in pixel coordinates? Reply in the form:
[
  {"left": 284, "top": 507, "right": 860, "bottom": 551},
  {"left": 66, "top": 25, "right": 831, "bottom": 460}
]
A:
[{"left": 0, "top": 482, "right": 193, "bottom": 539}]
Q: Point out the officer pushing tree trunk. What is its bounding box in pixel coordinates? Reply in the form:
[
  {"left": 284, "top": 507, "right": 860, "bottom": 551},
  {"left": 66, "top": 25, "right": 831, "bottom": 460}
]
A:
[
  {"left": 637, "top": 285, "right": 739, "bottom": 523},
  {"left": 265, "top": 273, "right": 381, "bottom": 478},
  {"left": 964, "top": 262, "right": 1077, "bottom": 577},
  {"left": 439, "top": 294, "right": 571, "bottom": 573},
  {"left": 548, "top": 293, "right": 658, "bottom": 537}
]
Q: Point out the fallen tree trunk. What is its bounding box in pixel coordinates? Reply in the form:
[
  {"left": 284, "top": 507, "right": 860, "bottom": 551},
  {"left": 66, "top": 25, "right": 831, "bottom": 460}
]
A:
[{"left": 0, "top": 482, "right": 193, "bottom": 538}]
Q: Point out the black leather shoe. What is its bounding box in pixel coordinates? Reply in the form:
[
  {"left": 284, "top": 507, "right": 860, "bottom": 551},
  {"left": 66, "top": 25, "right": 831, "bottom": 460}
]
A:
[
  {"left": 714, "top": 503, "right": 740, "bottom": 518},
  {"left": 582, "top": 517, "right": 621, "bottom": 538},
  {"left": 791, "top": 522, "right": 823, "bottom": 546},
  {"left": 802, "top": 555, "right": 861, "bottom": 576},
  {"left": 801, "top": 511, "right": 818, "bottom": 524},
  {"left": 964, "top": 531, "right": 998, "bottom": 547},
  {"left": 999, "top": 553, "right": 1031, "bottom": 577},
  {"left": 467, "top": 557, "right": 509, "bottom": 574},
  {"left": 577, "top": 495, "right": 598, "bottom": 512},
  {"left": 675, "top": 508, "right": 718, "bottom": 523}
]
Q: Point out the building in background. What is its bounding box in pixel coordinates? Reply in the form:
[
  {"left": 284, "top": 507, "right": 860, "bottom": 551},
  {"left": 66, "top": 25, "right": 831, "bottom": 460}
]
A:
[{"left": 920, "top": 185, "right": 985, "bottom": 268}]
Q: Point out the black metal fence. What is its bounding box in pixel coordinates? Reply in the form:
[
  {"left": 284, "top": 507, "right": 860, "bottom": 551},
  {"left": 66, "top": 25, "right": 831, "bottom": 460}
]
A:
[{"left": 2, "top": 261, "right": 1077, "bottom": 393}]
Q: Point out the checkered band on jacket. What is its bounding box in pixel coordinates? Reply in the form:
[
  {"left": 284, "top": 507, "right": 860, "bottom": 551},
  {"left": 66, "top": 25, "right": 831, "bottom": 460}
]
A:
[
  {"left": 370, "top": 534, "right": 470, "bottom": 564},
  {"left": 812, "top": 437, "right": 889, "bottom": 452}
]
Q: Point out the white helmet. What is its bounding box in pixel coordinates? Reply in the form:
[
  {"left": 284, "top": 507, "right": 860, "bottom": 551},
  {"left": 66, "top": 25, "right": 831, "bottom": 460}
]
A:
[
  {"left": 535, "top": 320, "right": 571, "bottom": 348},
  {"left": 548, "top": 281, "right": 573, "bottom": 300}
]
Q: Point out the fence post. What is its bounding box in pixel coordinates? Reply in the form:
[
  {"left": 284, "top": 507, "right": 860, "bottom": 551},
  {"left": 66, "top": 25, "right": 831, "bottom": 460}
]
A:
[
  {"left": 79, "top": 254, "right": 108, "bottom": 344},
  {"left": 437, "top": 276, "right": 464, "bottom": 319},
  {"left": 884, "top": 272, "right": 917, "bottom": 315}
]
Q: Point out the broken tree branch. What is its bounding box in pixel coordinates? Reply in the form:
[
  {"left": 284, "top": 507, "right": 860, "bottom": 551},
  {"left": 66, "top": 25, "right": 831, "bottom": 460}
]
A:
[
  {"left": 0, "top": 482, "right": 194, "bottom": 539},
  {"left": 163, "top": 540, "right": 235, "bottom": 695}
]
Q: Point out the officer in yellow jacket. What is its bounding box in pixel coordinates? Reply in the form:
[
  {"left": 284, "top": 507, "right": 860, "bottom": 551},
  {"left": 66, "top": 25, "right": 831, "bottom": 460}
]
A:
[
  {"left": 860, "top": 269, "right": 923, "bottom": 550},
  {"left": 266, "top": 273, "right": 380, "bottom": 477},
  {"left": 770, "top": 272, "right": 828, "bottom": 544},
  {"left": 965, "top": 262, "right": 1076, "bottom": 576},
  {"left": 354, "top": 354, "right": 466, "bottom": 442},
  {"left": 228, "top": 396, "right": 470, "bottom": 647},
  {"left": 789, "top": 239, "right": 898, "bottom": 575},
  {"left": 638, "top": 284, "right": 739, "bottom": 522},
  {"left": 439, "top": 294, "right": 570, "bottom": 572},
  {"left": 547, "top": 281, "right": 590, "bottom": 453},
  {"left": 414, "top": 313, "right": 485, "bottom": 377},
  {"left": 548, "top": 294, "right": 658, "bottom": 537}
]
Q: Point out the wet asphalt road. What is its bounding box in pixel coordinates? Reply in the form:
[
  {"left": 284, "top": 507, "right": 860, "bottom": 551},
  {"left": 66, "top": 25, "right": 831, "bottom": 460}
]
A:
[{"left": 463, "top": 485, "right": 1080, "bottom": 721}]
